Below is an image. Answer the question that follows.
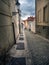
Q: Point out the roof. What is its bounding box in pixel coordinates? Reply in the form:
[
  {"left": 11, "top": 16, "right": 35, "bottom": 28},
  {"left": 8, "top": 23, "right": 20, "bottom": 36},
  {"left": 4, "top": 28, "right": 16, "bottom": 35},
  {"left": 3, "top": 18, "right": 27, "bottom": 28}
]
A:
[
  {"left": 22, "top": 16, "right": 35, "bottom": 22},
  {"left": 27, "top": 16, "right": 35, "bottom": 21}
]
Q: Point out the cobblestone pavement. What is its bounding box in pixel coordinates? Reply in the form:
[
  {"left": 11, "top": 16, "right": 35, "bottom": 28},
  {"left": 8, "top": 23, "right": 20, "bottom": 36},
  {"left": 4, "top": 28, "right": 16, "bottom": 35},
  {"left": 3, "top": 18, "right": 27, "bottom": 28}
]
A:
[{"left": 25, "top": 30, "right": 49, "bottom": 65}]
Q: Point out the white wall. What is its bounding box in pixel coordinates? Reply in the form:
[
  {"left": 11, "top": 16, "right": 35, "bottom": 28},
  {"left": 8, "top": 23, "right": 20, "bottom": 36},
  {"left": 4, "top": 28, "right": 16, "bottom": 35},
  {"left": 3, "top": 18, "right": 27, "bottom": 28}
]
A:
[{"left": 31, "top": 20, "right": 36, "bottom": 33}]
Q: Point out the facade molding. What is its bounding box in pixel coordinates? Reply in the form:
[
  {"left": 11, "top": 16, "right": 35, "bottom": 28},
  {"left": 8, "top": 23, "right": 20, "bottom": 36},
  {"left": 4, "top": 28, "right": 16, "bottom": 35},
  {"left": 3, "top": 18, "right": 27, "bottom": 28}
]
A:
[{"left": 0, "top": 12, "right": 12, "bottom": 17}]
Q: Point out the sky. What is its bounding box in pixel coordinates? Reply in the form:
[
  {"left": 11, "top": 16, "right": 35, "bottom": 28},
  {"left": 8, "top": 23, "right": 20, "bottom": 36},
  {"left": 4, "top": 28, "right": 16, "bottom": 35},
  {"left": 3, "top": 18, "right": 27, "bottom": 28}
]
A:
[{"left": 19, "top": 0, "right": 35, "bottom": 20}]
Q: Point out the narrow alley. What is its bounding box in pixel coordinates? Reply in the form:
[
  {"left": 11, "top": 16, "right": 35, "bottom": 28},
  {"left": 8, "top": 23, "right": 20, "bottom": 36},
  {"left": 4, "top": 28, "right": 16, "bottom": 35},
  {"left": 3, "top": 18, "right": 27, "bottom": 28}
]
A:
[
  {"left": 25, "top": 29, "right": 49, "bottom": 65},
  {"left": 0, "top": 0, "right": 49, "bottom": 65},
  {"left": 3, "top": 29, "right": 49, "bottom": 65}
]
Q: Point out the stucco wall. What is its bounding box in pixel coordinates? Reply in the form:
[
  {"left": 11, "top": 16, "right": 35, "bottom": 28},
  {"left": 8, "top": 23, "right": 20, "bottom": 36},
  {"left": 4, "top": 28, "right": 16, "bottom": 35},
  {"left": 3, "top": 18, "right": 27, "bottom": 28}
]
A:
[
  {"left": 0, "top": 0, "right": 14, "bottom": 54},
  {"left": 36, "top": 0, "right": 49, "bottom": 39},
  {"left": 36, "top": 0, "right": 49, "bottom": 26},
  {"left": 31, "top": 20, "right": 36, "bottom": 33}
]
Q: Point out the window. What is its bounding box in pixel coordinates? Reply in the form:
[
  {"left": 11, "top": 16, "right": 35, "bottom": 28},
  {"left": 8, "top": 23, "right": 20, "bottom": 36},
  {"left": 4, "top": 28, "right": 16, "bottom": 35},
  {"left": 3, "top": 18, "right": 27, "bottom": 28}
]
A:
[
  {"left": 43, "top": 5, "right": 48, "bottom": 22},
  {"left": 38, "top": 10, "right": 41, "bottom": 22}
]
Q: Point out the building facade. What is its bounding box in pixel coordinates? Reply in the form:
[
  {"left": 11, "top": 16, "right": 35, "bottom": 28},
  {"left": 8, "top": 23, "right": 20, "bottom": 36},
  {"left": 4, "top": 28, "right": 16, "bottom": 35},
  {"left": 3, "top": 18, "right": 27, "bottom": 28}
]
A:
[
  {"left": 0, "top": 0, "right": 14, "bottom": 55},
  {"left": 12, "top": 0, "right": 21, "bottom": 40},
  {"left": 0, "top": 0, "right": 21, "bottom": 64},
  {"left": 31, "top": 18, "right": 36, "bottom": 33},
  {"left": 35, "top": 0, "right": 49, "bottom": 39},
  {"left": 24, "top": 20, "right": 28, "bottom": 29},
  {"left": 24, "top": 16, "right": 36, "bottom": 33}
]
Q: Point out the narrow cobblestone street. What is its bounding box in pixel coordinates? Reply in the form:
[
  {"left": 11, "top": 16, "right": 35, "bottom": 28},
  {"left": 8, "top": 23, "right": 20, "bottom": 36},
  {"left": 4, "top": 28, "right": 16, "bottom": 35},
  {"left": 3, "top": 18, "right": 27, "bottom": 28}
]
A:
[
  {"left": 25, "top": 29, "right": 49, "bottom": 65},
  {"left": 0, "top": 0, "right": 49, "bottom": 65},
  {"left": 5, "top": 29, "right": 49, "bottom": 65}
]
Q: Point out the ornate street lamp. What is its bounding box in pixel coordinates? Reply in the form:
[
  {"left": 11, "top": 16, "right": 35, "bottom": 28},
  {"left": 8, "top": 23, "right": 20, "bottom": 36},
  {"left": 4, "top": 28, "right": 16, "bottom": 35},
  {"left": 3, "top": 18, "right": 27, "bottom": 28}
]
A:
[{"left": 16, "top": 0, "right": 20, "bottom": 10}]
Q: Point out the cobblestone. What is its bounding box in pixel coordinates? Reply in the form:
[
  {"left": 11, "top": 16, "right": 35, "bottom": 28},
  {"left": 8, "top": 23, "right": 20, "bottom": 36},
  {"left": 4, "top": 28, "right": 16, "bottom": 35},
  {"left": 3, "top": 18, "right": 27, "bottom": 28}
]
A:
[{"left": 25, "top": 30, "right": 49, "bottom": 65}]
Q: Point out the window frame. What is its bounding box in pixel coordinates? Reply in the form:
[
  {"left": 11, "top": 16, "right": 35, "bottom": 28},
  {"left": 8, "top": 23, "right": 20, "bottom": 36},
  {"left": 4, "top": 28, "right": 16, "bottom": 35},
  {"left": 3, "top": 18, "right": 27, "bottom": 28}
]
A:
[
  {"left": 43, "top": 5, "right": 48, "bottom": 22},
  {"left": 38, "top": 10, "right": 41, "bottom": 23}
]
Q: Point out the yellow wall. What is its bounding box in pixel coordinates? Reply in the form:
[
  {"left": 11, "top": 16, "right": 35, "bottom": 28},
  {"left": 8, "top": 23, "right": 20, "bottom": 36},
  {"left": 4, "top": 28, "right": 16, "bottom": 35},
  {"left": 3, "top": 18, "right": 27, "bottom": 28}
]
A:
[{"left": 36, "top": 0, "right": 49, "bottom": 26}]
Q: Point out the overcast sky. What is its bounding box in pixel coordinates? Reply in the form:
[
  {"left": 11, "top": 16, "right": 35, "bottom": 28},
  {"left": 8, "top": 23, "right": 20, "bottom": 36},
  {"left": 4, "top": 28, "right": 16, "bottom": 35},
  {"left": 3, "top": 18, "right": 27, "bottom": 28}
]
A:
[
  {"left": 19, "top": 0, "right": 35, "bottom": 20},
  {"left": 19, "top": 0, "right": 35, "bottom": 19}
]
